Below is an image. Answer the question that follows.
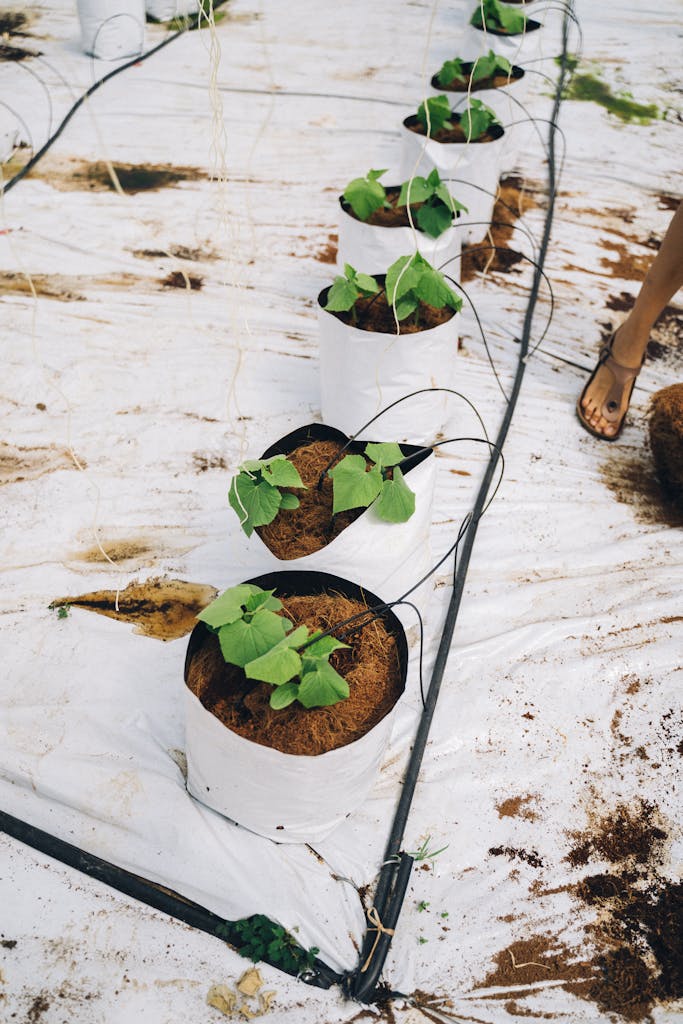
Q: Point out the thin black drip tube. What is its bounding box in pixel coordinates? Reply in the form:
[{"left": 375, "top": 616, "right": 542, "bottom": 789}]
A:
[{"left": 349, "top": 2, "right": 574, "bottom": 1002}]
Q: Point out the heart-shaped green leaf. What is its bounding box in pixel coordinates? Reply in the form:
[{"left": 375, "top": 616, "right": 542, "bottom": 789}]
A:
[
  {"left": 329, "top": 455, "right": 383, "bottom": 514},
  {"left": 298, "top": 660, "right": 350, "bottom": 708},
  {"left": 375, "top": 467, "right": 416, "bottom": 523}
]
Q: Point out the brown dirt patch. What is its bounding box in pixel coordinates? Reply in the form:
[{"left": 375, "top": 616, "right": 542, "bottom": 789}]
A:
[
  {"left": 186, "top": 593, "right": 403, "bottom": 756},
  {"left": 503, "top": 1000, "right": 556, "bottom": 1018},
  {"left": 27, "top": 993, "right": 51, "bottom": 1023},
  {"left": 496, "top": 794, "right": 538, "bottom": 821},
  {"left": 598, "top": 446, "right": 683, "bottom": 528},
  {"left": 599, "top": 239, "right": 651, "bottom": 281},
  {"left": 488, "top": 846, "right": 543, "bottom": 869},
  {"left": 315, "top": 234, "right": 338, "bottom": 263},
  {"left": 26, "top": 157, "right": 204, "bottom": 193},
  {"left": 160, "top": 270, "right": 203, "bottom": 290},
  {"left": 0, "top": 42, "right": 40, "bottom": 60},
  {"left": 256, "top": 440, "right": 366, "bottom": 559},
  {"left": 51, "top": 578, "right": 217, "bottom": 641},
  {"left": 193, "top": 452, "right": 227, "bottom": 473},
  {"left": 0, "top": 272, "right": 85, "bottom": 302},
  {"left": 132, "top": 245, "right": 218, "bottom": 261},
  {"left": 648, "top": 384, "right": 683, "bottom": 505},
  {"left": 0, "top": 11, "right": 31, "bottom": 35},
  {"left": 566, "top": 801, "right": 667, "bottom": 868},
  {"left": 461, "top": 174, "right": 538, "bottom": 281},
  {"left": 327, "top": 288, "right": 455, "bottom": 334},
  {"left": 655, "top": 193, "right": 681, "bottom": 211},
  {"left": 0, "top": 442, "right": 81, "bottom": 484},
  {"left": 601, "top": 297, "right": 682, "bottom": 369},
  {"left": 476, "top": 935, "right": 590, "bottom": 990}
]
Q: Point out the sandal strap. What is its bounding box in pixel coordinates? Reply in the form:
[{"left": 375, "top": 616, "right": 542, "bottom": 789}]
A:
[{"left": 598, "top": 342, "right": 642, "bottom": 425}]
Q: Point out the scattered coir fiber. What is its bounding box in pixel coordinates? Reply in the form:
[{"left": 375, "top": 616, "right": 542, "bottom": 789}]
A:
[
  {"left": 27, "top": 157, "right": 204, "bottom": 194},
  {"left": 186, "top": 593, "right": 403, "bottom": 755},
  {"left": 0, "top": 442, "right": 80, "bottom": 485},
  {"left": 566, "top": 800, "right": 666, "bottom": 868},
  {"left": 600, "top": 238, "right": 651, "bottom": 281},
  {"left": 256, "top": 440, "right": 365, "bottom": 559},
  {"left": 326, "top": 289, "right": 455, "bottom": 334},
  {"left": 496, "top": 794, "right": 538, "bottom": 821},
  {"left": 461, "top": 174, "right": 538, "bottom": 281},
  {"left": 315, "top": 234, "right": 338, "bottom": 264},
  {"left": 51, "top": 578, "right": 218, "bottom": 641},
  {"left": 598, "top": 446, "right": 683, "bottom": 529},
  {"left": 488, "top": 846, "right": 543, "bottom": 869},
  {"left": 476, "top": 935, "right": 590, "bottom": 991},
  {"left": 648, "top": 384, "right": 683, "bottom": 507}
]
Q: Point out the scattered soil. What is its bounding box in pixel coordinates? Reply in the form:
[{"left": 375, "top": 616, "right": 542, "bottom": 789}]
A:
[
  {"left": 186, "top": 593, "right": 403, "bottom": 756},
  {"left": 0, "top": 42, "right": 40, "bottom": 60},
  {"left": 404, "top": 113, "right": 502, "bottom": 145},
  {"left": 315, "top": 234, "right": 338, "bottom": 263},
  {"left": 0, "top": 939, "right": 17, "bottom": 949},
  {"left": 648, "top": 384, "right": 683, "bottom": 506},
  {"left": 51, "top": 578, "right": 217, "bottom": 641},
  {"left": 431, "top": 64, "right": 523, "bottom": 93},
  {"left": 27, "top": 993, "right": 51, "bottom": 1023},
  {"left": 0, "top": 12, "right": 30, "bottom": 35},
  {"left": 488, "top": 846, "right": 543, "bottom": 869},
  {"left": 496, "top": 794, "right": 538, "bottom": 821},
  {"left": 0, "top": 272, "right": 85, "bottom": 302},
  {"left": 26, "top": 156, "right": 204, "bottom": 193},
  {"left": 324, "top": 286, "right": 456, "bottom": 335},
  {"left": 600, "top": 238, "right": 651, "bottom": 281},
  {"left": 598, "top": 446, "right": 683, "bottom": 528},
  {"left": 160, "top": 270, "right": 203, "bottom": 290},
  {"left": 566, "top": 800, "right": 667, "bottom": 868},
  {"left": 461, "top": 174, "right": 538, "bottom": 280},
  {"left": 256, "top": 439, "right": 367, "bottom": 559},
  {"left": 476, "top": 935, "right": 590, "bottom": 990},
  {"left": 656, "top": 193, "right": 681, "bottom": 212},
  {"left": 193, "top": 452, "right": 227, "bottom": 473},
  {"left": 132, "top": 245, "right": 218, "bottom": 261},
  {"left": 503, "top": 1000, "right": 556, "bottom": 1018},
  {"left": 0, "top": 442, "right": 80, "bottom": 485}
]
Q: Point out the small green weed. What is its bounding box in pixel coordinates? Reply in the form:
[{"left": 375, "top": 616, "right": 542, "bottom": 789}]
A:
[{"left": 217, "top": 915, "right": 319, "bottom": 975}]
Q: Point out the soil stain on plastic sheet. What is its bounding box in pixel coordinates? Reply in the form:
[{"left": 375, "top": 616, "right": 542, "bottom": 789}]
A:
[
  {"left": 160, "top": 271, "right": 203, "bottom": 290},
  {"left": 563, "top": 63, "right": 661, "bottom": 124},
  {"left": 0, "top": 442, "right": 81, "bottom": 484},
  {"left": 51, "top": 578, "right": 217, "bottom": 640},
  {"left": 489, "top": 846, "right": 544, "bottom": 869},
  {"left": 0, "top": 11, "right": 33, "bottom": 36},
  {"left": 28, "top": 157, "right": 205, "bottom": 194},
  {"left": 496, "top": 795, "right": 539, "bottom": 821},
  {"left": 602, "top": 295, "right": 682, "bottom": 370},
  {"left": 461, "top": 175, "right": 540, "bottom": 282},
  {"left": 315, "top": 234, "right": 338, "bottom": 264},
  {"left": 476, "top": 935, "right": 590, "bottom": 992},
  {"left": 132, "top": 245, "right": 218, "bottom": 262},
  {"left": 0, "top": 42, "right": 40, "bottom": 60},
  {"left": 0, "top": 272, "right": 85, "bottom": 302},
  {"left": 597, "top": 446, "right": 683, "bottom": 528},
  {"left": 565, "top": 802, "right": 682, "bottom": 1021},
  {"left": 600, "top": 239, "right": 652, "bottom": 281}
]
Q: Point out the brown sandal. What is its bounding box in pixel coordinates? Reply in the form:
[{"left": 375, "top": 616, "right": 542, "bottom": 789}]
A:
[{"left": 576, "top": 333, "right": 644, "bottom": 442}]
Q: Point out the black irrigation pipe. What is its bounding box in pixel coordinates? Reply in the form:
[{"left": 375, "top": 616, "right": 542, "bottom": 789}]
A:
[
  {"left": 0, "top": 808, "right": 342, "bottom": 989},
  {"left": 348, "top": 3, "right": 574, "bottom": 1003}
]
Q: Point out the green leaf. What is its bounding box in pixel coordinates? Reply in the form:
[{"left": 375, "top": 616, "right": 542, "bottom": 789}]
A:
[
  {"left": 244, "top": 589, "right": 283, "bottom": 615},
  {"left": 437, "top": 57, "right": 465, "bottom": 87},
  {"left": 261, "top": 456, "right": 305, "bottom": 489},
  {"left": 416, "top": 199, "right": 454, "bottom": 238},
  {"left": 279, "top": 492, "right": 300, "bottom": 510},
  {"left": 397, "top": 176, "right": 432, "bottom": 208},
  {"left": 364, "top": 442, "right": 404, "bottom": 469},
  {"left": 298, "top": 660, "right": 350, "bottom": 708},
  {"left": 302, "top": 634, "right": 349, "bottom": 661},
  {"left": 368, "top": 168, "right": 388, "bottom": 181},
  {"left": 269, "top": 681, "right": 300, "bottom": 710},
  {"left": 459, "top": 98, "right": 496, "bottom": 141},
  {"left": 229, "top": 472, "right": 282, "bottom": 536},
  {"left": 415, "top": 264, "right": 462, "bottom": 312},
  {"left": 385, "top": 254, "right": 420, "bottom": 306},
  {"left": 375, "top": 467, "right": 416, "bottom": 523},
  {"left": 197, "top": 584, "right": 262, "bottom": 629},
  {"left": 471, "top": 0, "right": 525, "bottom": 33},
  {"left": 416, "top": 94, "right": 453, "bottom": 137},
  {"left": 434, "top": 182, "right": 467, "bottom": 214},
  {"left": 343, "top": 172, "right": 387, "bottom": 221},
  {"left": 218, "top": 609, "right": 291, "bottom": 668},
  {"left": 324, "top": 276, "right": 362, "bottom": 312},
  {"left": 354, "top": 271, "right": 379, "bottom": 296},
  {"left": 329, "top": 455, "right": 383, "bottom": 514},
  {"left": 243, "top": 624, "right": 309, "bottom": 683}
]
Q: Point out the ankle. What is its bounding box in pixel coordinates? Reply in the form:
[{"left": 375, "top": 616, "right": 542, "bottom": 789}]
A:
[{"left": 612, "top": 321, "right": 649, "bottom": 365}]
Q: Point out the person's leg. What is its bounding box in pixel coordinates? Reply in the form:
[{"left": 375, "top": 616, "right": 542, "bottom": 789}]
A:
[{"left": 579, "top": 200, "right": 683, "bottom": 438}]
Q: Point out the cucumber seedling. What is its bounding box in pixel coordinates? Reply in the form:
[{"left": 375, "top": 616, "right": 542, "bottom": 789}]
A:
[
  {"left": 229, "top": 455, "right": 306, "bottom": 536},
  {"left": 342, "top": 167, "right": 467, "bottom": 238}
]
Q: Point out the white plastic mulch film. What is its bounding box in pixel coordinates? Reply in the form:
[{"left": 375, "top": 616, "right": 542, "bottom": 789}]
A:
[
  {"left": 1, "top": 0, "right": 682, "bottom": 1020},
  {"left": 76, "top": 0, "right": 146, "bottom": 59}
]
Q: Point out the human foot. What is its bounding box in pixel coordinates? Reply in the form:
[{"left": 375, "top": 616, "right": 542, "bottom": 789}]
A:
[{"left": 577, "top": 324, "right": 647, "bottom": 440}]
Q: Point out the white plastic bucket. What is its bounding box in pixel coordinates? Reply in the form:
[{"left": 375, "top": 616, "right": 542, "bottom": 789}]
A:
[
  {"left": 337, "top": 198, "right": 462, "bottom": 284},
  {"left": 77, "top": 0, "right": 145, "bottom": 59},
  {"left": 399, "top": 120, "right": 506, "bottom": 244},
  {"left": 184, "top": 571, "right": 409, "bottom": 844},
  {"left": 318, "top": 290, "right": 459, "bottom": 446}
]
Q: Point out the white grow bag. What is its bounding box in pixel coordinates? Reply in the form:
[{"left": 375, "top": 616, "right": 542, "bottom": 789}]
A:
[
  {"left": 227, "top": 423, "right": 436, "bottom": 611},
  {"left": 337, "top": 198, "right": 463, "bottom": 284},
  {"left": 77, "top": 0, "right": 145, "bottom": 59},
  {"left": 318, "top": 289, "right": 459, "bottom": 446},
  {"left": 400, "top": 119, "right": 507, "bottom": 244},
  {"left": 184, "top": 570, "right": 409, "bottom": 844},
  {"left": 145, "top": 0, "right": 198, "bottom": 20}
]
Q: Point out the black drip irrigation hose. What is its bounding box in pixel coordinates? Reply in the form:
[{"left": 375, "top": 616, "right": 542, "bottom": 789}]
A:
[
  {"left": 347, "top": 4, "right": 574, "bottom": 1003},
  {"left": 0, "top": 809, "right": 342, "bottom": 990}
]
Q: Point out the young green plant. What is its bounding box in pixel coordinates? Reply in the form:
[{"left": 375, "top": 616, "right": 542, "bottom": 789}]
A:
[
  {"left": 343, "top": 168, "right": 467, "bottom": 239},
  {"left": 437, "top": 50, "right": 513, "bottom": 88},
  {"left": 197, "top": 584, "right": 350, "bottom": 710},
  {"left": 458, "top": 98, "right": 499, "bottom": 140},
  {"left": 324, "top": 263, "right": 379, "bottom": 324},
  {"left": 471, "top": 0, "right": 527, "bottom": 34},
  {"left": 416, "top": 94, "right": 454, "bottom": 137},
  {"left": 328, "top": 442, "right": 416, "bottom": 524},
  {"left": 229, "top": 455, "right": 305, "bottom": 537}
]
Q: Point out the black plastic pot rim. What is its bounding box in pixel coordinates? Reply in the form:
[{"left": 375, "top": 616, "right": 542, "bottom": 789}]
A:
[
  {"left": 402, "top": 115, "right": 505, "bottom": 143},
  {"left": 338, "top": 194, "right": 462, "bottom": 229},
  {"left": 317, "top": 282, "right": 459, "bottom": 331},
  {"left": 430, "top": 64, "right": 525, "bottom": 91}
]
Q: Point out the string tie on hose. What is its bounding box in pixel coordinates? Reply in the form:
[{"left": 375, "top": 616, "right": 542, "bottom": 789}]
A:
[{"left": 360, "top": 906, "right": 395, "bottom": 973}]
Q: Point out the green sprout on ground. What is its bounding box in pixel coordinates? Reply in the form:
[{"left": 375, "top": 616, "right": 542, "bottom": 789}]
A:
[
  {"left": 437, "top": 50, "right": 512, "bottom": 88},
  {"left": 416, "top": 94, "right": 453, "bottom": 137},
  {"left": 198, "top": 584, "right": 350, "bottom": 709},
  {"left": 229, "top": 455, "right": 305, "bottom": 537},
  {"left": 410, "top": 835, "right": 449, "bottom": 863},
  {"left": 329, "top": 442, "right": 416, "bottom": 524},
  {"left": 49, "top": 602, "right": 70, "bottom": 619},
  {"left": 418, "top": 936, "right": 429, "bottom": 944},
  {"left": 343, "top": 168, "right": 466, "bottom": 238},
  {"left": 217, "top": 916, "right": 319, "bottom": 975},
  {"left": 417, "top": 900, "right": 430, "bottom": 912},
  {"left": 471, "top": 0, "right": 527, "bottom": 34},
  {"left": 459, "top": 98, "right": 499, "bottom": 140}
]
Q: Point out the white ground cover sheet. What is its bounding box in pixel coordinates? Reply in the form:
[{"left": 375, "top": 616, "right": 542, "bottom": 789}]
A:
[{"left": 0, "top": 0, "right": 681, "bottom": 1021}]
